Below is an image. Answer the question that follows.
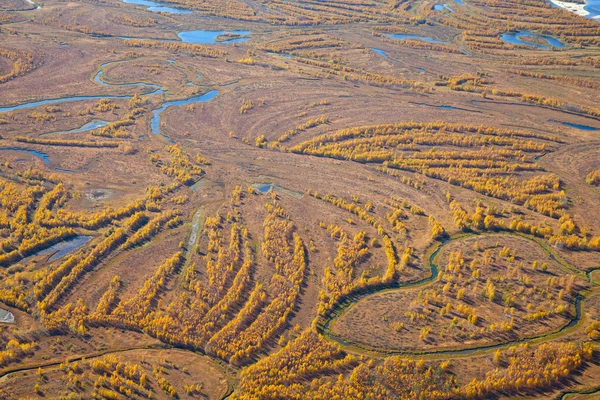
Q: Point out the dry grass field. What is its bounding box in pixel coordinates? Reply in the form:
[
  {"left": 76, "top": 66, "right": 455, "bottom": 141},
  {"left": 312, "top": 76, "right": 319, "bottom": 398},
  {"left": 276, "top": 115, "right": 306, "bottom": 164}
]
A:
[{"left": 0, "top": 0, "right": 600, "bottom": 398}]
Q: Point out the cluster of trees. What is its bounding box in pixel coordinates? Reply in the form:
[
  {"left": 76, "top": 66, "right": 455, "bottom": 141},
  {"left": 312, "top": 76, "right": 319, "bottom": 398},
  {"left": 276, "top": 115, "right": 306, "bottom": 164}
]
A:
[
  {"left": 91, "top": 107, "right": 145, "bottom": 139},
  {"left": 376, "top": 166, "right": 426, "bottom": 191},
  {"left": 293, "top": 57, "right": 425, "bottom": 89},
  {"left": 374, "top": 32, "right": 464, "bottom": 54},
  {"left": 109, "top": 14, "right": 157, "bottom": 27},
  {"left": 236, "top": 323, "right": 594, "bottom": 399},
  {"left": 309, "top": 192, "right": 421, "bottom": 316},
  {"left": 506, "top": 68, "right": 600, "bottom": 90},
  {"left": 39, "top": 227, "right": 127, "bottom": 314},
  {"left": 110, "top": 251, "right": 183, "bottom": 323},
  {"left": 405, "top": 239, "right": 575, "bottom": 345},
  {"left": 320, "top": 230, "right": 369, "bottom": 312},
  {"left": 240, "top": 99, "right": 257, "bottom": 114},
  {"left": 95, "top": 275, "right": 121, "bottom": 315},
  {"left": 121, "top": 210, "right": 180, "bottom": 249},
  {"left": 151, "top": 144, "right": 203, "bottom": 185},
  {"left": 236, "top": 329, "right": 356, "bottom": 398},
  {"left": 91, "top": 355, "right": 150, "bottom": 398},
  {"left": 0, "top": 48, "right": 37, "bottom": 83},
  {"left": 34, "top": 182, "right": 146, "bottom": 229},
  {"left": 0, "top": 225, "right": 75, "bottom": 266},
  {"left": 586, "top": 170, "right": 600, "bottom": 186},
  {"left": 15, "top": 136, "right": 121, "bottom": 148},
  {"left": 257, "top": 34, "right": 346, "bottom": 54},
  {"left": 447, "top": 198, "right": 600, "bottom": 251},
  {"left": 172, "top": 0, "right": 426, "bottom": 25},
  {"left": 0, "top": 340, "right": 35, "bottom": 367},
  {"left": 37, "top": 189, "right": 308, "bottom": 370},
  {"left": 444, "top": 75, "right": 600, "bottom": 119},
  {"left": 286, "top": 122, "right": 566, "bottom": 218},
  {"left": 41, "top": 16, "right": 108, "bottom": 36},
  {"left": 212, "top": 202, "right": 306, "bottom": 365},
  {"left": 442, "top": 0, "right": 600, "bottom": 53},
  {"left": 276, "top": 115, "right": 329, "bottom": 143},
  {"left": 124, "top": 39, "right": 227, "bottom": 58}
]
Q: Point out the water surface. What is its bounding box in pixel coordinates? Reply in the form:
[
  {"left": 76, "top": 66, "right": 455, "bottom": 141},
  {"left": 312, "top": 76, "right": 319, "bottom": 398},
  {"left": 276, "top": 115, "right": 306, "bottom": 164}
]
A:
[
  {"left": 0, "top": 309, "right": 14, "bottom": 324},
  {"left": 150, "top": 90, "right": 219, "bottom": 143},
  {"left": 251, "top": 183, "right": 303, "bottom": 199},
  {"left": 371, "top": 48, "right": 389, "bottom": 59},
  {"left": 501, "top": 31, "right": 565, "bottom": 49},
  {"left": 39, "top": 236, "right": 93, "bottom": 263},
  {"left": 178, "top": 30, "right": 251, "bottom": 44},
  {"left": 549, "top": 120, "right": 597, "bottom": 130},
  {"left": 0, "top": 148, "right": 49, "bottom": 163},
  {"left": 549, "top": 0, "right": 600, "bottom": 21},
  {"left": 434, "top": 3, "right": 454, "bottom": 12},
  {"left": 389, "top": 33, "right": 448, "bottom": 44},
  {"left": 122, "top": 0, "right": 192, "bottom": 14}
]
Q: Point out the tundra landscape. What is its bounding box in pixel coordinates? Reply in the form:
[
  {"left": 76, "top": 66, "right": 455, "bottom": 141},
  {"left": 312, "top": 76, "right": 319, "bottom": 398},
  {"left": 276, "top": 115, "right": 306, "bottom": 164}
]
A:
[{"left": 0, "top": 0, "right": 599, "bottom": 398}]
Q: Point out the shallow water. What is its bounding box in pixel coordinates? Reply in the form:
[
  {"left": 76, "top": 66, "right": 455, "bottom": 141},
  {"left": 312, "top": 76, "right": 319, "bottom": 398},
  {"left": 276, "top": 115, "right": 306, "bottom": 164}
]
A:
[
  {"left": 0, "top": 148, "right": 49, "bottom": 163},
  {"left": 501, "top": 31, "right": 565, "bottom": 49},
  {"left": 41, "top": 236, "right": 93, "bottom": 263},
  {"left": 178, "top": 30, "right": 251, "bottom": 44},
  {"left": 433, "top": 3, "right": 454, "bottom": 12},
  {"left": 371, "top": 48, "right": 389, "bottom": 59},
  {"left": 150, "top": 90, "right": 219, "bottom": 143},
  {"left": 251, "top": 183, "right": 303, "bottom": 199},
  {"left": 122, "top": 0, "right": 192, "bottom": 14},
  {"left": 0, "top": 95, "right": 126, "bottom": 113},
  {"left": 0, "top": 308, "right": 14, "bottom": 324},
  {"left": 45, "top": 119, "right": 109, "bottom": 136},
  {"left": 94, "top": 63, "right": 164, "bottom": 94},
  {"left": 389, "top": 33, "right": 448, "bottom": 44},
  {"left": 549, "top": 119, "right": 597, "bottom": 130}
]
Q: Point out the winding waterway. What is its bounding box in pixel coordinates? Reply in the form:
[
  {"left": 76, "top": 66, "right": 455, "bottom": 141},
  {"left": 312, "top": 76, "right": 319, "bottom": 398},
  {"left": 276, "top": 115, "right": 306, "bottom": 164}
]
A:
[{"left": 150, "top": 90, "right": 219, "bottom": 143}]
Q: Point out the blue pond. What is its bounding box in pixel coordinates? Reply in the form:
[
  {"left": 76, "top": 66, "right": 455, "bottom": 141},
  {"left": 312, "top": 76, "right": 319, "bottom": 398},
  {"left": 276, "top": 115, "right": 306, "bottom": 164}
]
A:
[
  {"left": 0, "top": 148, "right": 49, "bottom": 163},
  {"left": 434, "top": 3, "right": 454, "bottom": 12},
  {"left": 150, "top": 90, "right": 219, "bottom": 143},
  {"left": 25, "top": 236, "right": 92, "bottom": 263},
  {"left": 178, "top": 30, "right": 251, "bottom": 44},
  {"left": 501, "top": 31, "right": 565, "bottom": 49},
  {"left": 71, "top": 119, "right": 108, "bottom": 132},
  {"left": 122, "top": 0, "right": 192, "bottom": 14},
  {"left": 251, "top": 183, "right": 303, "bottom": 199},
  {"left": 371, "top": 48, "right": 389, "bottom": 59},
  {"left": 62, "top": 119, "right": 109, "bottom": 134},
  {"left": 389, "top": 33, "right": 448, "bottom": 44},
  {"left": 549, "top": 120, "right": 598, "bottom": 131},
  {"left": 454, "top": 0, "right": 464, "bottom": 3},
  {"left": 253, "top": 184, "right": 276, "bottom": 194}
]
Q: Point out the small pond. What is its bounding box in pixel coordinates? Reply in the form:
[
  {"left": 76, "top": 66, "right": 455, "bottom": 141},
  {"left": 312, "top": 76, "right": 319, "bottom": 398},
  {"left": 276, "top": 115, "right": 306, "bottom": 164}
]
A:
[
  {"left": 177, "top": 30, "right": 251, "bottom": 44},
  {"left": 389, "top": 33, "right": 448, "bottom": 44},
  {"left": 0, "top": 148, "right": 49, "bottom": 163},
  {"left": 501, "top": 31, "right": 565, "bottom": 49},
  {"left": 122, "top": 0, "right": 192, "bottom": 14}
]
